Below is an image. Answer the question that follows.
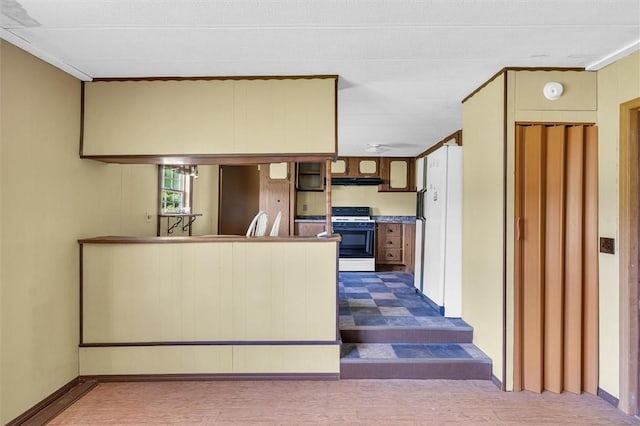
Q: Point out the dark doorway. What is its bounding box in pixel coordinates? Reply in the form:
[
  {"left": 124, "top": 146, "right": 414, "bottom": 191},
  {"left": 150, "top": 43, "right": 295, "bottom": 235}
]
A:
[{"left": 218, "top": 165, "right": 260, "bottom": 235}]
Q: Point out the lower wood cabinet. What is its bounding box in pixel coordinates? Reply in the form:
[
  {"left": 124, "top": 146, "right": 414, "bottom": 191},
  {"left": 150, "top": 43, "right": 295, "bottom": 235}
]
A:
[
  {"left": 376, "top": 222, "right": 415, "bottom": 273},
  {"left": 295, "top": 222, "right": 326, "bottom": 236}
]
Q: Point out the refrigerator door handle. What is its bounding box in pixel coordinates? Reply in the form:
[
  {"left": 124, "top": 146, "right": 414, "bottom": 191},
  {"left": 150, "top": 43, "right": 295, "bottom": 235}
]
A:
[{"left": 416, "top": 189, "right": 426, "bottom": 220}]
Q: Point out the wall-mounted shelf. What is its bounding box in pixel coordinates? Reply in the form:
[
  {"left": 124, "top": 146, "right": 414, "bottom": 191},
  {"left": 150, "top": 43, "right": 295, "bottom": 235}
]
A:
[{"left": 158, "top": 213, "right": 203, "bottom": 236}]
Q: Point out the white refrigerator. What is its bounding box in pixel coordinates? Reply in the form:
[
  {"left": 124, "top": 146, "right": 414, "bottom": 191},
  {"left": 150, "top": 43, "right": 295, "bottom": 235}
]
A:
[{"left": 414, "top": 144, "right": 462, "bottom": 318}]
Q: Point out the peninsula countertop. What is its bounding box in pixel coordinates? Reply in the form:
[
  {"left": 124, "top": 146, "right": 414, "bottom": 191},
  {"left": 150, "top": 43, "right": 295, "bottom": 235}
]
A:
[{"left": 79, "top": 234, "right": 342, "bottom": 244}]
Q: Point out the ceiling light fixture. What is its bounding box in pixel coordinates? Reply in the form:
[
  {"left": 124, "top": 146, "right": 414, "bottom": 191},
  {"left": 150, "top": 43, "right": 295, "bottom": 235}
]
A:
[
  {"left": 543, "top": 82, "right": 564, "bottom": 101},
  {"left": 365, "top": 144, "right": 389, "bottom": 154}
]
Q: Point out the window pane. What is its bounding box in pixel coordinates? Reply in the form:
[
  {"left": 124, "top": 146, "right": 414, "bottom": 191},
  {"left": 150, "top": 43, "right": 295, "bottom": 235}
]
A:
[{"left": 159, "top": 166, "right": 190, "bottom": 214}]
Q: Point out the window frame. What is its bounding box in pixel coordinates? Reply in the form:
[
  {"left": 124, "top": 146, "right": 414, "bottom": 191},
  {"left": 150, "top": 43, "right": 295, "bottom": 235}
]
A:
[{"left": 158, "top": 165, "right": 194, "bottom": 214}]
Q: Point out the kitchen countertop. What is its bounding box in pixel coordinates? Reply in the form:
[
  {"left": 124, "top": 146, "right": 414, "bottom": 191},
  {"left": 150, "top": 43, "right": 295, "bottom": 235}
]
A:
[
  {"left": 295, "top": 216, "right": 416, "bottom": 224},
  {"left": 79, "top": 234, "right": 341, "bottom": 244},
  {"left": 373, "top": 216, "right": 416, "bottom": 224}
]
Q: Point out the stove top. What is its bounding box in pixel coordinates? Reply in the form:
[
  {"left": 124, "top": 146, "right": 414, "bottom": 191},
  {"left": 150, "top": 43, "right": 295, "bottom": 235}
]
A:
[
  {"left": 331, "top": 216, "right": 374, "bottom": 222},
  {"left": 331, "top": 206, "right": 373, "bottom": 223}
]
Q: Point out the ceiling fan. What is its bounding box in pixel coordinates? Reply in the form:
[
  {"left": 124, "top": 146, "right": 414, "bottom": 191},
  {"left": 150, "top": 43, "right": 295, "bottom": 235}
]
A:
[{"left": 364, "top": 144, "right": 390, "bottom": 154}]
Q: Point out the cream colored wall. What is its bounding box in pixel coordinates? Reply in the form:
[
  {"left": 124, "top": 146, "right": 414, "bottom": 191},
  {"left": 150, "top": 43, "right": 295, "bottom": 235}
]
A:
[
  {"left": 297, "top": 186, "right": 416, "bottom": 216},
  {"left": 191, "top": 165, "right": 219, "bottom": 235},
  {"left": 463, "top": 69, "right": 599, "bottom": 389},
  {"left": 83, "top": 79, "right": 336, "bottom": 156},
  {"left": 461, "top": 74, "right": 506, "bottom": 381},
  {"left": 596, "top": 51, "right": 640, "bottom": 398},
  {"left": 504, "top": 69, "right": 598, "bottom": 390},
  {"left": 1, "top": 41, "right": 82, "bottom": 422},
  {"left": 1, "top": 42, "right": 164, "bottom": 423}
]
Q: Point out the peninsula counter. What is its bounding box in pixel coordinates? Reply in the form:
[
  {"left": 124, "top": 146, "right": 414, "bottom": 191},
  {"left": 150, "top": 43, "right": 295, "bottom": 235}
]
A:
[{"left": 78, "top": 235, "right": 340, "bottom": 379}]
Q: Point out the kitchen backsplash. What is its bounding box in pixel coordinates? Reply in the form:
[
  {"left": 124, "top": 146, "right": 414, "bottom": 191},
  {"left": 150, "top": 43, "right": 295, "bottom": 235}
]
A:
[{"left": 297, "top": 185, "right": 416, "bottom": 216}]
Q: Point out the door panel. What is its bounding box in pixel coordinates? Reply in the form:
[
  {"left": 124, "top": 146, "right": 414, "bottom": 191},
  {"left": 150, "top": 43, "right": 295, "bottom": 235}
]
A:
[
  {"left": 515, "top": 124, "right": 598, "bottom": 395},
  {"left": 543, "top": 125, "right": 566, "bottom": 394},
  {"left": 522, "top": 125, "right": 545, "bottom": 393}
]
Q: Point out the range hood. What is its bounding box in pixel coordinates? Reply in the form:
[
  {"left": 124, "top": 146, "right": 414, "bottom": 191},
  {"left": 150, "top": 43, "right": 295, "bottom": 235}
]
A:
[{"left": 331, "top": 177, "right": 383, "bottom": 186}]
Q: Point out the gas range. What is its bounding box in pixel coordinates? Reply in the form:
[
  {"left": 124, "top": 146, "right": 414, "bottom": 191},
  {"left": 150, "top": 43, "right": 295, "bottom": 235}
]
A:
[
  {"left": 332, "top": 216, "right": 375, "bottom": 224},
  {"left": 331, "top": 207, "right": 376, "bottom": 272},
  {"left": 331, "top": 207, "right": 374, "bottom": 223}
]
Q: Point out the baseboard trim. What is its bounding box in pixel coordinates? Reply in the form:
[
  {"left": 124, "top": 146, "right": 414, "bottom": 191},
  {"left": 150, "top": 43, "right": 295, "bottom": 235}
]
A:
[
  {"left": 6, "top": 377, "right": 97, "bottom": 426},
  {"left": 6, "top": 371, "right": 338, "bottom": 424},
  {"left": 597, "top": 387, "right": 619, "bottom": 408},
  {"left": 491, "top": 374, "right": 503, "bottom": 390},
  {"left": 80, "top": 372, "right": 340, "bottom": 382},
  {"left": 415, "top": 290, "right": 446, "bottom": 316}
]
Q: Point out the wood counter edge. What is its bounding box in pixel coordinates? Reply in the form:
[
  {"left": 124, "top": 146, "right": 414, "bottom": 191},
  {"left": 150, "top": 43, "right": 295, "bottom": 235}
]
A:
[{"left": 78, "top": 235, "right": 342, "bottom": 244}]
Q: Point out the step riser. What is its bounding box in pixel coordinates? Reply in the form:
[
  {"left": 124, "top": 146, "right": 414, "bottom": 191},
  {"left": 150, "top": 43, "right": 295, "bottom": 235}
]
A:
[
  {"left": 340, "top": 361, "right": 491, "bottom": 380},
  {"left": 340, "top": 328, "right": 472, "bottom": 344}
]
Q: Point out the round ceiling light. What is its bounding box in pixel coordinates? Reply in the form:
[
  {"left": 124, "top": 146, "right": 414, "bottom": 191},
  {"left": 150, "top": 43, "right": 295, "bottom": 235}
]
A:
[{"left": 543, "top": 82, "right": 564, "bottom": 100}]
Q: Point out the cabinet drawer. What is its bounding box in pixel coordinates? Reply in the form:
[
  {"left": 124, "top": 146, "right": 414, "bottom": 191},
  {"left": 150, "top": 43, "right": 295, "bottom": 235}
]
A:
[
  {"left": 380, "top": 223, "right": 402, "bottom": 235},
  {"left": 379, "top": 248, "right": 403, "bottom": 264},
  {"left": 379, "top": 236, "right": 401, "bottom": 248}
]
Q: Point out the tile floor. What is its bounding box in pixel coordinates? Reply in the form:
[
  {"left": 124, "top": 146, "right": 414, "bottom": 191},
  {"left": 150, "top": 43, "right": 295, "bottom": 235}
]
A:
[
  {"left": 339, "top": 272, "right": 483, "bottom": 361},
  {"left": 340, "top": 342, "right": 490, "bottom": 361},
  {"left": 338, "top": 272, "right": 467, "bottom": 329}
]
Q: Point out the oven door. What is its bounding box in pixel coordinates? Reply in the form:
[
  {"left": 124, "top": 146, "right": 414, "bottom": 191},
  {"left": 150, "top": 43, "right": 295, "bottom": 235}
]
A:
[{"left": 334, "top": 226, "right": 375, "bottom": 258}]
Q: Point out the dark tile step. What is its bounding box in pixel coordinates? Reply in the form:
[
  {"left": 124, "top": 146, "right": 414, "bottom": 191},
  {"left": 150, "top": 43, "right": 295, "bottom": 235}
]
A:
[
  {"left": 340, "top": 358, "right": 492, "bottom": 380},
  {"left": 340, "top": 343, "right": 492, "bottom": 380},
  {"left": 340, "top": 326, "right": 473, "bottom": 344}
]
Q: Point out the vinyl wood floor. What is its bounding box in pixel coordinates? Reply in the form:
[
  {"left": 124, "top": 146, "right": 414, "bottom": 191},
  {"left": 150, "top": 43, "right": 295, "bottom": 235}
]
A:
[{"left": 49, "top": 380, "right": 639, "bottom": 425}]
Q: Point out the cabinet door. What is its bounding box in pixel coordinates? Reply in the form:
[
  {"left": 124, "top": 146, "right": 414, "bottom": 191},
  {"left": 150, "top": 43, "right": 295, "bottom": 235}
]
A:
[
  {"left": 296, "top": 162, "right": 325, "bottom": 191},
  {"left": 331, "top": 158, "right": 349, "bottom": 176},
  {"left": 295, "top": 222, "right": 326, "bottom": 236},
  {"left": 355, "top": 157, "right": 379, "bottom": 176},
  {"left": 379, "top": 158, "right": 415, "bottom": 192}
]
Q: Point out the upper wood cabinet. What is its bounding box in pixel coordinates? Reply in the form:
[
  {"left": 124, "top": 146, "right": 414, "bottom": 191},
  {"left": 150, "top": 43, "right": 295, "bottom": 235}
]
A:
[
  {"left": 330, "top": 157, "right": 379, "bottom": 177},
  {"left": 82, "top": 77, "right": 337, "bottom": 158},
  {"left": 296, "top": 162, "right": 325, "bottom": 191},
  {"left": 379, "top": 157, "right": 415, "bottom": 192}
]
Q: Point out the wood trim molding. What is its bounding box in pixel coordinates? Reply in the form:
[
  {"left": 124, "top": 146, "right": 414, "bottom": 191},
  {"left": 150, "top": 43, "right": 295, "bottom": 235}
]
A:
[
  {"left": 515, "top": 122, "right": 596, "bottom": 127},
  {"left": 619, "top": 97, "right": 640, "bottom": 415},
  {"left": 5, "top": 377, "right": 94, "bottom": 426},
  {"left": 6, "top": 370, "right": 340, "bottom": 425},
  {"left": 80, "top": 340, "right": 341, "bottom": 347},
  {"left": 91, "top": 75, "right": 339, "bottom": 82},
  {"left": 79, "top": 243, "right": 84, "bottom": 346},
  {"left": 416, "top": 130, "right": 462, "bottom": 159},
  {"left": 461, "top": 67, "right": 584, "bottom": 105},
  {"left": 80, "top": 154, "right": 336, "bottom": 165},
  {"left": 501, "top": 72, "right": 509, "bottom": 392},
  {"left": 79, "top": 81, "right": 85, "bottom": 157},
  {"left": 78, "top": 235, "right": 341, "bottom": 244},
  {"left": 334, "top": 78, "right": 339, "bottom": 155}
]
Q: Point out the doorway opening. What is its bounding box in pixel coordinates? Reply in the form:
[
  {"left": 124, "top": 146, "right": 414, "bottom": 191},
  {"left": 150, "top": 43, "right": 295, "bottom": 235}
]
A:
[
  {"left": 513, "top": 123, "right": 598, "bottom": 394},
  {"left": 218, "top": 165, "right": 260, "bottom": 235}
]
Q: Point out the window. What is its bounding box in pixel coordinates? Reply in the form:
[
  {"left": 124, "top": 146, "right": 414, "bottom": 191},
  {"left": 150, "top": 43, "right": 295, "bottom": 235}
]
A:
[{"left": 159, "top": 165, "right": 195, "bottom": 213}]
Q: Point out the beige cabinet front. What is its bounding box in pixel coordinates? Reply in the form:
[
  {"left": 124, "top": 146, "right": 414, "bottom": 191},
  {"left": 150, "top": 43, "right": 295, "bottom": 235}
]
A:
[{"left": 82, "top": 78, "right": 337, "bottom": 157}]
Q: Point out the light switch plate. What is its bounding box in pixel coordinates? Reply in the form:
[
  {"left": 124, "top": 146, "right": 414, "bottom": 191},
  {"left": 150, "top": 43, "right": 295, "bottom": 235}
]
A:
[{"left": 599, "top": 237, "right": 615, "bottom": 254}]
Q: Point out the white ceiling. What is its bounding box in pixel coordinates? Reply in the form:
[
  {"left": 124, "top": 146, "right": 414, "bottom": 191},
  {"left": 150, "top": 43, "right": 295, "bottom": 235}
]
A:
[{"left": 1, "top": 0, "right": 639, "bottom": 157}]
